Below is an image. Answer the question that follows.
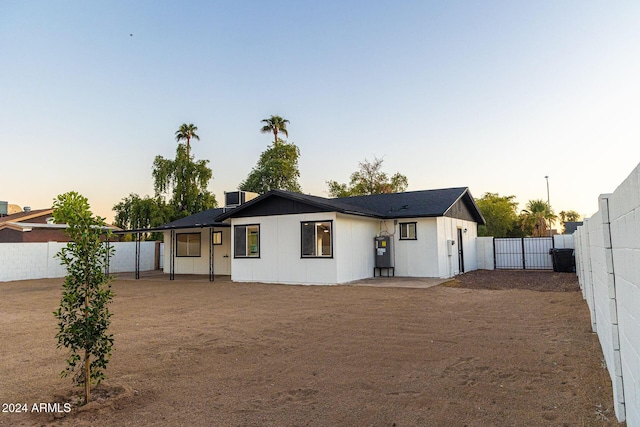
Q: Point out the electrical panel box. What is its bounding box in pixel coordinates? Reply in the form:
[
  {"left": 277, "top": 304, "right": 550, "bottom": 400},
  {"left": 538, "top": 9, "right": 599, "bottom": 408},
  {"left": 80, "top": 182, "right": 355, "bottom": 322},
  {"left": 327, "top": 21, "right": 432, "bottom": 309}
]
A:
[
  {"left": 374, "top": 236, "right": 394, "bottom": 268},
  {"left": 447, "top": 239, "right": 455, "bottom": 256}
]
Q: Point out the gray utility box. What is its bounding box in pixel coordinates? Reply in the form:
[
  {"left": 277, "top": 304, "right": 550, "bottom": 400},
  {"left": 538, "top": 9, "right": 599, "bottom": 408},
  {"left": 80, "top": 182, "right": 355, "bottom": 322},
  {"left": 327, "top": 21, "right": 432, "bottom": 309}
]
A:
[{"left": 374, "top": 236, "right": 394, "bottom": 268}]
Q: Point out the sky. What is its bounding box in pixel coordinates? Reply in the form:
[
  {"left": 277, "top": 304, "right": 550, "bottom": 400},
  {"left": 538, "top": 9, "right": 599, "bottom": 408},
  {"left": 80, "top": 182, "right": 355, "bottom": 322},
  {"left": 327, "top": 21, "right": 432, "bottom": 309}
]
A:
[{"left": 2, "top": 1, "right": 640, "bottom": 224}]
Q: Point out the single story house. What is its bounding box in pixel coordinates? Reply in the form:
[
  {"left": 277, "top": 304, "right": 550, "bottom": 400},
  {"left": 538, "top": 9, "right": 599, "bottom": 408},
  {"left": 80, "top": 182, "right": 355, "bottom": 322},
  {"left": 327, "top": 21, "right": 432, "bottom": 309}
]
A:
[
  {"left": 0, "top": 208, "right": 70, "bottom": 243},
  {"left": 0, "top": 207, "right": 121, "bottom": 243},
  {"left": 157, "top": 187, "right": 485, "bottom": 285}
]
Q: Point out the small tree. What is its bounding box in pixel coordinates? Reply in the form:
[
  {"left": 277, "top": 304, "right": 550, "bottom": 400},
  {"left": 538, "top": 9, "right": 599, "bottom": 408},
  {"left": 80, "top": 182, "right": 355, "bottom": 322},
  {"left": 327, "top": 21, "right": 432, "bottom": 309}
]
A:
[{"left": 53, "top": 192, "right": 115, "bottom": 405}]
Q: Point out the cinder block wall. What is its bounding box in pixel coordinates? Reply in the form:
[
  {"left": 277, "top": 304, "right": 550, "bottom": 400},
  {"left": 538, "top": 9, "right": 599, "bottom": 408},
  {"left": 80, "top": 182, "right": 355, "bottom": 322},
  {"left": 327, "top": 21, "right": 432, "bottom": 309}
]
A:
[
  {"left": 575, "top": 163, "right": 640, "bottom": 426},
  {"left": 0, "top": 242, "right": 161, "bottom": 282}
]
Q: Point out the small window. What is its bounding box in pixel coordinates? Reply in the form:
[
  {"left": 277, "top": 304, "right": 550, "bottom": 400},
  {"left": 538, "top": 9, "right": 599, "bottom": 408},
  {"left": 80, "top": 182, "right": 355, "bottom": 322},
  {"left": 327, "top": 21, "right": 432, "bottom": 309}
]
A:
[
  {"left": 399, "top": 222, "right": 417, "bottom": 240},
  {"left": 176, "top": 233, "right": 201, "bottom": 257},
  {"left": 212, "top": 231, "right": 222, "bottom": 245},
  {"left": 234, "top": 224, "right": 260, "bottom": 258},
  {"left": 301, "top": 221, "right": 333, "bottom": 258}
]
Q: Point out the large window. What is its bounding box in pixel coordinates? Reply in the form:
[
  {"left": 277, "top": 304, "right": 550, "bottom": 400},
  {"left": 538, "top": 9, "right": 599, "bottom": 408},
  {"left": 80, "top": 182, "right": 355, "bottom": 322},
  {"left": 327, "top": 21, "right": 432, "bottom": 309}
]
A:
[
  {"left": 234, "top": 225, "right": 260, "bottom": 258},
  {"left": 176, "top": 233, "right": 201, "bottom": 257},
  {"left": 399, "top": 222, "right": 417, "bottom": 240},
  {"left": 301, "top": 221, "right": 333, "bottom": 258}
]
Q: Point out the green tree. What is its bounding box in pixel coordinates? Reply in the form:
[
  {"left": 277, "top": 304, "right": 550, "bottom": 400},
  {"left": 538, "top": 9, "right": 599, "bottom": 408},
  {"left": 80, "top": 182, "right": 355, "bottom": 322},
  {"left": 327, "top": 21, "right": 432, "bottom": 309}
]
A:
[
  {"left": 520, "top": 199, "right": 557, "bottom": 237},
  {"left": 326, "top": 156, "right": 408, "bottom": 197},
  {"left": 53, "top": 192, "right": 115, "bottom": 405},
  {"left": 476, "top": 193, "right": 519, "bottom": 237},
  {"left": 175, "top": 123, "right": 200, "bottom": 157},
  {"left": 260, "top": 115, "right": 289, "bottom": 144},
  {"left": 153, "top": 143, "right": 217, "bottom": 217},
  {"left": 239, "top": 139, "right": 302, "bottom": 193},
  {"left": 114, "top": 124, "right": 217, "bottom": 230},
  {"left": 113, "top": 194, "right": 171, "bottom": 240}
]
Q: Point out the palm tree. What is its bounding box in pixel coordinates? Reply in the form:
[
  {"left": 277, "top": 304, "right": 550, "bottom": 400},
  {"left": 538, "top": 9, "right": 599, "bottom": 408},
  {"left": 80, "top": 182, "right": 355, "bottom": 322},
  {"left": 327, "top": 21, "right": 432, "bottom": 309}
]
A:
[
  {"left": 175, "top": 123, "right": 200, "bottom": 157},
  {"left": 260, "top": 115, "right": 289, "bottom": 144},
  {"left": 521, "top": 199, "right": 557, "bottom": 237}
]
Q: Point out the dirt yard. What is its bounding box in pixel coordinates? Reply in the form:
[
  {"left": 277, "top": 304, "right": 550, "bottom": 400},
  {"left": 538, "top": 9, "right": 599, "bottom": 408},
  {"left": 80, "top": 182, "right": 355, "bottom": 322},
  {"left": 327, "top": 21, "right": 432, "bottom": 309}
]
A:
[{"left": 0, "top": 270, "right": 622, "bottom": 426}]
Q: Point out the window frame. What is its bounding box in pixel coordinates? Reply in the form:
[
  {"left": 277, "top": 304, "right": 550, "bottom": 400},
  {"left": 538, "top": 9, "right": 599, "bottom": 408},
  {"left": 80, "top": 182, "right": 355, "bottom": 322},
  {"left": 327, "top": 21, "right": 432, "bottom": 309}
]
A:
[
  {"left": 234, "top": 224, "right": 260, "bottom": 258},
  {"left": 399, "top": 222, "right": 417, "bottom": 240},
  {"left": 176, "top": 232, "right": 201, "bottom": 257},
  {"left": 300, "top": 220, "right": 334, "bottom": 258}
]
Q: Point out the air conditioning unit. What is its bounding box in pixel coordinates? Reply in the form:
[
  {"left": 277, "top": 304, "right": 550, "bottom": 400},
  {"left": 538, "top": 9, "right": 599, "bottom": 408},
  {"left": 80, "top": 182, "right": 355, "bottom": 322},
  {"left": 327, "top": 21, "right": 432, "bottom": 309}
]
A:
[{"left": 224, "top": 191, "right": 258, "bottom": 208}]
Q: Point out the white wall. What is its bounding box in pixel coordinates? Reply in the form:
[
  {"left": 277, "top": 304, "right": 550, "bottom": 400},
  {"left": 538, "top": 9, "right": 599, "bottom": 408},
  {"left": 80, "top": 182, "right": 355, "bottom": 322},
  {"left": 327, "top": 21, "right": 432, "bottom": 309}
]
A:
[
  {"left": 476, "top": 236, "right": 495, "bottom": 270},
  {"left": 231, "top": 213, "right": 339, "bottom": 285},
  {"left": 437, "top": 217, "right": 479, "bottom": 278},
  {"left": 162, "top": 227, "right": 231, "bottom": 275},
  {"left": 335, "top": 214, "right": 380, "bottom": 283},
  {"left": 231, "top": 214, "right": 482, "bottom": 284},
  {"left": 574, "top": 161, "right": 640, "bottom": 425},
  {"left": 392, "top": 217, "right": 440, "bottom": 277},
  {"left": 0, "top": 241, "right": 160, "bottom": 282}
]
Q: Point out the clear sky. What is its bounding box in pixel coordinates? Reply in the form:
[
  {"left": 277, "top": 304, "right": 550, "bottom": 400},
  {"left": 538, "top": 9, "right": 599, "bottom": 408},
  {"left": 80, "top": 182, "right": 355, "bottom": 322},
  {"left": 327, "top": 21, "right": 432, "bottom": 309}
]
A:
[{"left": 2, "top": 1, "right": 640, "bottom": 224}]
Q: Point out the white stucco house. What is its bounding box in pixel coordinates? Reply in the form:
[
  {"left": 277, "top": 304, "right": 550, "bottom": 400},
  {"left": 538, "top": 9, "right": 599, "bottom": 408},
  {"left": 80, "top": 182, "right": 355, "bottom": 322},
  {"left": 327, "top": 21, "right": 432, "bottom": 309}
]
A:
[{"left": 153, "top": 188, "right": 485, "bottom": 285}]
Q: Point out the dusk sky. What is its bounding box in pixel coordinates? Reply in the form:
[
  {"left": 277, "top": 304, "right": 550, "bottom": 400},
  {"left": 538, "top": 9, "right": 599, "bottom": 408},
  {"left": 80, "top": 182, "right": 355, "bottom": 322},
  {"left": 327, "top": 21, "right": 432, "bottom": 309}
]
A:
[{"left": 2, "top": 1, "right": 639, "bottom": 224}]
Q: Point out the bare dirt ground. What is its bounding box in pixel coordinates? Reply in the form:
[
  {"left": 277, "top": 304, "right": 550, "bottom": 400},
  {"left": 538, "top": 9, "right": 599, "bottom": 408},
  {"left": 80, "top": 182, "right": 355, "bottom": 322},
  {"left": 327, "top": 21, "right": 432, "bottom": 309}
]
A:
[{"left": 0, "top": 270, "right": 622, "bottom": 426}]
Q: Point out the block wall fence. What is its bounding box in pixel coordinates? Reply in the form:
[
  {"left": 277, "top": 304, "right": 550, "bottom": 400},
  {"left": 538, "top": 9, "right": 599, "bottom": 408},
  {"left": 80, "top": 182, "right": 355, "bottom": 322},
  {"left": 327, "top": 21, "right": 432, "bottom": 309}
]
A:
[
  {"left": 574, "top": 162, "right": 640, "bottom": 425},
  {"left": 0, "top": 242, "right": 160, "bottom": 282}
]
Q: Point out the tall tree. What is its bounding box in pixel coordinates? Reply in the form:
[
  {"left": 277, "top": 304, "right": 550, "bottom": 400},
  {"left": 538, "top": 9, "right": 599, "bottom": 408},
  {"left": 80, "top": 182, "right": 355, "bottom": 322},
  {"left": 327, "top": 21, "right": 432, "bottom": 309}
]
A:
[
  {"left": 152, "top": 143, "right": 217, "bottom": 218},
  {"left": 520, "top": 199, "right": 557, "bottom": 237},
  {"left": 114, "top": 125, "right": 217, "bottom": 231},
  {"left": 476, "top": 193, "right": 519, "bottom": 237},
  {"left": 239, "top": 139, "right": 302, "bottom": 193},
  {"left": 175, "top": 123, "right": 200, "bottom": 157},
  {"left": 260, "top": 115, "right": 289, "bottom": 144},
  {"left": 53, "top": 192, "right": 115, "bottom": 405},
  {"left": 326, "top": 156, "right": 408, "bottom": 197}
]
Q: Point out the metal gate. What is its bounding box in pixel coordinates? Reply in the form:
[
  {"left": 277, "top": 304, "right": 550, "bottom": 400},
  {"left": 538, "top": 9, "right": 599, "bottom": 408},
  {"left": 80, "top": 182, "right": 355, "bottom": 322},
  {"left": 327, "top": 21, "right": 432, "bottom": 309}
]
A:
[{"left": 494, "top": 237, "right": 554, "bottom": 270}]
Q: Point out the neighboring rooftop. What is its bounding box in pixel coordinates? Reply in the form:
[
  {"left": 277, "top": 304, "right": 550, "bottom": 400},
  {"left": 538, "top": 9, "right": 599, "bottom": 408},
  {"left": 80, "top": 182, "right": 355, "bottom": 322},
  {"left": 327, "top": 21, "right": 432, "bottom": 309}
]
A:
[{"left": 0, "top": 208, "right": 54, "bottom": 224}]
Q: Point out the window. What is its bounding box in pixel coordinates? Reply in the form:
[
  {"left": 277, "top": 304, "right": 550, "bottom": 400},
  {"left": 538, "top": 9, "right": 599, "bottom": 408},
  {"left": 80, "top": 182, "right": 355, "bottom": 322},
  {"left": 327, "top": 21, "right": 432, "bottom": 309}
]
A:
[
  {"left": 399, "top": 222, "right": 417, "bottom": 240},
  {"left": 234, "top": 225, "right": 260, "bottom": 258},
  {"left": 301, "top": 221, "right": 333, "bottom": 258},
  {"left": 212, "top": 231, "right": 222, "bottom": 245},
  {"left": 176, "top": 233, "right": 201, "bottom": 257}
]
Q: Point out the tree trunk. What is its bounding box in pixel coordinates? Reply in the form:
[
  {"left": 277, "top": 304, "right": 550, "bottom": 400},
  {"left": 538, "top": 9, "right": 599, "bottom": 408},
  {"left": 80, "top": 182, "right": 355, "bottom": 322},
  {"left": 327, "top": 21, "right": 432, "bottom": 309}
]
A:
[
  {"left": 84, "top": 293, "right": 90, "bottom": 404},
  {"left": 84, "top": 350, "right": 90, "bottom": 404}
]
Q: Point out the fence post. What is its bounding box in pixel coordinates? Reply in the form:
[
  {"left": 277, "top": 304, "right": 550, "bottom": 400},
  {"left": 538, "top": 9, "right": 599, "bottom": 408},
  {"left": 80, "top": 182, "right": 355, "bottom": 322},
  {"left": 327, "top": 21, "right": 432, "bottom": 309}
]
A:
[
  {"left": 492, "top": 237, "right": 496, "bottom": 269},
  {"left": 521, "top": 238, "right": 526, "bottom": 269}
]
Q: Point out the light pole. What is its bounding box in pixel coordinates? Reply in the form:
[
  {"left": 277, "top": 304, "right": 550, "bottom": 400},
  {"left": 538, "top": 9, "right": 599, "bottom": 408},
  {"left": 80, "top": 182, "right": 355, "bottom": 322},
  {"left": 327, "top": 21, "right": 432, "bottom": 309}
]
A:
[
  {"left": 545, "top": 176, "right": 550, "bottom": 206},
  {"left": 545, "top": 176, "right": 552, "bottom": 239}
]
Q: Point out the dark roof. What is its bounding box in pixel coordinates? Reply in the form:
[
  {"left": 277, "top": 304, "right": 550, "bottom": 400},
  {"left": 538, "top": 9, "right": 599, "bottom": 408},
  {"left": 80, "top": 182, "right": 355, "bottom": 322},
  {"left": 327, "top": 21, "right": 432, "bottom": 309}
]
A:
[
  {"left": 118, "top": 187, "right": 485, "bottom": 233},
  {"left": 336, "top": 187, "right": 473, "bottom": 218},
  {"left": 564, "top": 221, "right": 584, "bottom": 234},
  {"left": 216, "top": 188, "right": 485, "bottom": 224},
  {"left": 115, "top": 208, "right": 229, "bottom": 234},
  {"left": 161, "top": 208, "right": 228, "bottom": 229}
]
